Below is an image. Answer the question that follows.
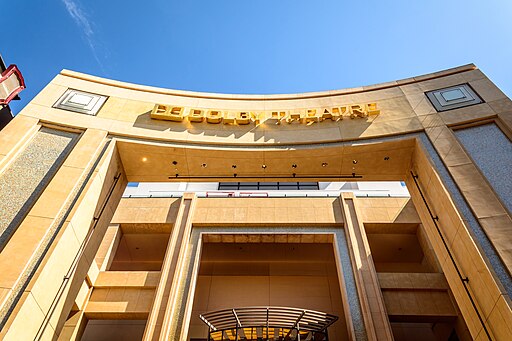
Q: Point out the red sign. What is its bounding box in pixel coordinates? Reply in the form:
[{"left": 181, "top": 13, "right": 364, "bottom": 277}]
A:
[{"left": 0, "top": 65, "right": 25, "bottom": 105}]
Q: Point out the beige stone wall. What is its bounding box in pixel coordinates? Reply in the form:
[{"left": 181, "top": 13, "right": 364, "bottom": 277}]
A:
[
  {"left": 112, "top": 196, "right": 416, "bottom": 226},
  {"left": 1, "top": 64, "right": 511, "bottom": 340},
  {"left": 71, "top": 195, "right": 463, "bottom": 341},
  {"left": 112, "top": 198, "right": 180, "bottom": 226},
  {"left": 0, "top": 130, "right": 127, "bottom": 340},
  {"left": 17, "top": 64, "right": 510, "bottom": 147},
  {"left": 407, "top": 141, "right": 512, "bottom": 340},
  {"left": 194, "top": 197, "right": 344, "bottom": 226}
]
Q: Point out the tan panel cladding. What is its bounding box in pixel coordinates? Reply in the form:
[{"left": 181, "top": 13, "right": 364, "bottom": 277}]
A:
[
  {"left": 85, "top": 288, "right": 155, "bottom": 319},
  {"left": 111, "top": 197, "right": 418, "bottom": 227},
  {"left": 382, "top": 290, "right": 457, "bottom": 320},
  {"left": 111, "top": 197, "right": 181, "bottom": 226},
  {"left": 0, "top": 127, "right": 79, "bottom": 250},
  {"left": 341, "top": 194, "right": 394, "bottom": 340},
  {"left": 143, "top": 195, "right": 196, "bottom": 341},
  {"left": 193, "top": 197, "right": 344, "bottom": 226},
  {"left": 93, "top": 271, "right": 160, "bottom": 288},
  {"left": 357, "top": 198, "right": 421, "bottom": 224},
  {"left": 0, "top": 132, "right": 124, "bottom": 341}
]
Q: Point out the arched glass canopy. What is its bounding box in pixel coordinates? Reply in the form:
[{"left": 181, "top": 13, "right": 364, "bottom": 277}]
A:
[{"left": 200, "top": 306, "right": 338, "bottom": 341}]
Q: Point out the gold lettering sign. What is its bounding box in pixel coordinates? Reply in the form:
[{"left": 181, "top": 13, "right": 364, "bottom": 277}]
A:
[
  {"left": 236, "top": 112, "right": 251, "bottom": 125},
  {"left": 188, "top": 109, "right": 204, "bottom": 122},
  {"left": 206, "top": 110, "right": 223, "bottom": 124},
  {"left": 150, "top": 103, "right": 380, "bottom": 125}
]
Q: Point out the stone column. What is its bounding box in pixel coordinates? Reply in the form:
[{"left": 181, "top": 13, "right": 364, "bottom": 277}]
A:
[
  {"left": 406, "top": 139, "right": 512, "bottom": 340},
  {"left": 94, "top": 224, "right": 122, "bottom": 272},
  {"left": 57, "top": 224, "right": 122, "bottom": 341},
  {"left": 341, "top": 193, "right": 394, "bottom": 341},
  {"left": 143, "top": 193, "right": 197, "bottom": 341},
  {"left": 0, "top": 129, "right": 126, "bottom": 340}
]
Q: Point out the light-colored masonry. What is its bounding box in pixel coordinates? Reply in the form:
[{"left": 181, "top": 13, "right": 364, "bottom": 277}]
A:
[{"left": 0, "top": 64, "right": 511, "bottom": 340}]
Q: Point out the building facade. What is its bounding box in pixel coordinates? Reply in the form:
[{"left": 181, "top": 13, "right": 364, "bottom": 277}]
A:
[{"left": 0, "top": 64, "right": 511, "bottom": 340}]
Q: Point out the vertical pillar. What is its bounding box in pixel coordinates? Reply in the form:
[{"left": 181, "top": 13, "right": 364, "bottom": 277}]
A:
[
  {"left": 94, "top": 224, "right": 122, "bottom": 272},
  {"left": 56, "top": 280, "right": 91, "bottom": 341},
  {"left": 406, "top": 139, "right": 512, "bottom": 340},
  {"left": 143, "top": 193, "right": 198, "bottom": 340},
  {"left": 341, "top": 193, "right": 393, "bottom": 341},
  {"left": 0, "top": 131, "right": 127, "bottom": 340},
  {"left": 57, "top": 224, "right": 121, "bottom": 341},
  {"left": 162, "top": 194, "right": 202, "bottom": 340}
]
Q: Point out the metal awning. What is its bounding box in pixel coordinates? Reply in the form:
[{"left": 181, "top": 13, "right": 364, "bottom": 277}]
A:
[{"left": 200, "top": 307, "right": 338, "bottom": 333}]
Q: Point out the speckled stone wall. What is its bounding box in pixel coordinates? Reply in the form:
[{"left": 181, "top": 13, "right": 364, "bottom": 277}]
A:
[
  {"left": 0, "top": 127, "right": 79, "bottom": 250},
  {"left": 454, "top": 123, "right": 512, "bottom": 214}
]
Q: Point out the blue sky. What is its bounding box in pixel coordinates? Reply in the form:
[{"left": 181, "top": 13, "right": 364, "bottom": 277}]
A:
[{"left": 4, "top": 0, "right": 512, "bottom": 114}]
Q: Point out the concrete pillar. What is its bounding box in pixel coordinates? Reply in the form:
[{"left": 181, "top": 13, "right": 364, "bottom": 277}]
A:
[
  {"left": 406, "top": 141, "right": 512, "bottom": 340},
  {"left": 0, "top": 131, "right": 127, "bottom": 340},
  {"left": 56, "top": 279, "right": 91, "bottom": 341},
  {"left": 341, "top": 193, "right": 394, "bottom": 341},
  {"left": 143, "top": 193, "right": 197, "bottom": 341},
  {"left": 94, "top": 224, "right": 122, "bottom": 272}
]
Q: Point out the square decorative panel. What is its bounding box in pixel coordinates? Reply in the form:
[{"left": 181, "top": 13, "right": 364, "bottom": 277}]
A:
[
  {"left": 425, "top": 84, "right": 482, "bottom": 112},
  {"left": 53, "top": 89, "right": 107, "bottom": 116}
]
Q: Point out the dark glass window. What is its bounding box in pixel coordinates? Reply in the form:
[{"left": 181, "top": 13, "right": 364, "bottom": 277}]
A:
[{"left": 218, "top": 182, "right": 319, "bottom": 191}]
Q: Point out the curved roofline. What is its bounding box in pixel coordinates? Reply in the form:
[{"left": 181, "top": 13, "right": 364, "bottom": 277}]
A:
[{"left": 60, "top": 64, "right": 476, "bottom": 101}]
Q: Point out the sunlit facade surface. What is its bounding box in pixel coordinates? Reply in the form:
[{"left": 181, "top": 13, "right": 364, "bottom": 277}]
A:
[{"left": 0, "top": 65, "right": 511, "bottom": 340}]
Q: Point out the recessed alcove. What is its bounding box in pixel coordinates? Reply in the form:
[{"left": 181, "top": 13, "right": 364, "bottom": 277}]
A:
[
  {"left": 188, "top": 239, "right": 350, "bottom": 341},
  {"left": 364, "top": 223, "right": 438, "bottom": 273},
  {"left": 108, "top": 232, "right": 169, "bottom": 271},
  {"left": 80, "top": 320, "right": 147, "bottom": 341},
  {"left": 390, "top": 322, "right": 460, "bottom": 341},
  {"left": 365, "top": 223, "right": 468, "bottom": 340}
]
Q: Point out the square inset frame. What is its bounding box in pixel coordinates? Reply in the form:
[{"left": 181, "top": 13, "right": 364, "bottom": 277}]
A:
[
  {"left": 425, "top": 84, "right": 482, "bottom": 112},
  {"left": 53, "top": 89, "right": 108, "bottom": 116}
]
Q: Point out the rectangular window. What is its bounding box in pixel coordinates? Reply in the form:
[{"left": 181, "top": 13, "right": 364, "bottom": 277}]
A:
[{"left": 218, "top": 182, "right": 319, "bottom": 191}]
